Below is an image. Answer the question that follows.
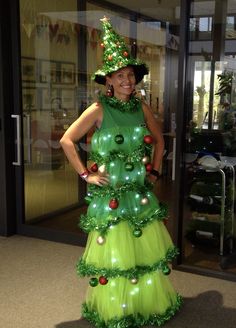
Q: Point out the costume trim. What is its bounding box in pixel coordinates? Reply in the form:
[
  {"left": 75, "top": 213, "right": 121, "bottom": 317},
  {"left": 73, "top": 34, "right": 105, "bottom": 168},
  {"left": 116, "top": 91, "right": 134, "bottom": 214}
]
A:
[
  {"left": 79, "top": 204, "right": 168, "bottom": 235},
  {"left": 86, "top": 181, "right": 153, "bottom": 202},
  {"left": 82, "top": 294, "right": 183, "bottom": 327},
  {"left": 76, "top": 246, "right": 179, "bottom": 279},
  {"left": 89, "top": 144, "right": 152, "bottom": 166},
  {"left": 99, "top": 94, "right": 141, "bottom": 112}
]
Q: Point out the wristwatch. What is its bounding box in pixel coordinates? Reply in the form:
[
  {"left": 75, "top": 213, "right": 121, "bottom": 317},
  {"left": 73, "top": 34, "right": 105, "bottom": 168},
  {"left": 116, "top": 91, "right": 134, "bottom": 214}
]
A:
[{"left": 150, "top": 169, "right": 160, "bottom": 179}]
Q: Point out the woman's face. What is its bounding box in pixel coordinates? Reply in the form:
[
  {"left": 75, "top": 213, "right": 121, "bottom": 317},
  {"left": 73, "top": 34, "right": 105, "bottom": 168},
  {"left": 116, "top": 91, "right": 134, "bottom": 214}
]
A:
[{"left": 106, "top": 66, "right": 136, "bottom": 100}]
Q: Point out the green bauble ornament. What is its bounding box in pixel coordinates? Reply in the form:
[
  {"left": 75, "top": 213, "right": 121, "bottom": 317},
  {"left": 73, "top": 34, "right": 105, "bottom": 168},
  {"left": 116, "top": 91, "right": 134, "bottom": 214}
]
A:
[
  {"left": 84, "top": 195, "right": 92, "bottom": 204},
  {"left": 162, "top": 266, "right": 171, "bottom": 275},
  {"left": 89, "top": 277, "right": 99, "bottom": 287},
  {"left": 115, "top": 134, "right": 124, "bottom": 144},
  {"left": 133, "top": 228, "right": 142, "bottom": 237},
  {"left": 125, "top": 162, "right": 134, "bottom": 171}
]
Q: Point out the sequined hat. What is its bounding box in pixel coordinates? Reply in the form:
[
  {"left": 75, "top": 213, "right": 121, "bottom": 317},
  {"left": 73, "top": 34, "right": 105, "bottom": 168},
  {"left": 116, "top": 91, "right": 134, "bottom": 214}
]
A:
[{"left": 93, "top": 17, "right": 148, "bottom": 85}]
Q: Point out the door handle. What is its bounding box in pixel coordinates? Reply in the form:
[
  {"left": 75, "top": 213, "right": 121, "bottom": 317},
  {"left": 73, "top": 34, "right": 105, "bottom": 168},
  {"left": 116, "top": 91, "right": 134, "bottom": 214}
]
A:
[{"left": 11, "top": 114, "right": 21, "bottom": 166}]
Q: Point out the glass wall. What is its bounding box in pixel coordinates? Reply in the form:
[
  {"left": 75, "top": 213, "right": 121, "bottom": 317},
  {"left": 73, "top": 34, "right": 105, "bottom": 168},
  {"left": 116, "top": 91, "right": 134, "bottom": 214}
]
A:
[
  {"left": 182, "top": 0, "right": 236, "bottom": 275},
  {"left": 18, "top": 0, "right": 181, "bottom": 238},
  {"left": 20, "top": 0, "right": 81, "bottom": 225}
]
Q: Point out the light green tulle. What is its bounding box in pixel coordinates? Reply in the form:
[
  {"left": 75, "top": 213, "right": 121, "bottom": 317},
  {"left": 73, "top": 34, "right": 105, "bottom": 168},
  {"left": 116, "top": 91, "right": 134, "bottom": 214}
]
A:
[
  {"left": 86, "top": 272, "right": 177, "bottom": 315},
  {"left": 82, "top": 221, "right": 173, "bottom": 270}
]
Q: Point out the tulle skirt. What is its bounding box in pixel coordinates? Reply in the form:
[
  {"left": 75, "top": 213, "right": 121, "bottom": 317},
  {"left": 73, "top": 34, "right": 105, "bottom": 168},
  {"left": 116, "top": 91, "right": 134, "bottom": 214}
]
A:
[{"left": 78, "top": 220, "right": 182, "bottom": 327}]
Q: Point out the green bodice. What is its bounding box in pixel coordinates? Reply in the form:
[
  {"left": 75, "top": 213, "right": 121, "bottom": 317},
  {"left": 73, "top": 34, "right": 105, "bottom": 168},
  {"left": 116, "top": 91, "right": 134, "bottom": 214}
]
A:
[{"left": 89, "top": 96, "right": 151, "bottom": 188}]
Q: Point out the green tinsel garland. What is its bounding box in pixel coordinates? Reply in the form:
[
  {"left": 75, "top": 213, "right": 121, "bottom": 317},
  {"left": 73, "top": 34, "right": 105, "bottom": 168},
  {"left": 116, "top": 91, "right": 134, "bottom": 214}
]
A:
[
  {"left": 99, "top": 94, "right": 141, "bottom": 113},
  {"left": 89, "top": 144, "right": 152, "bottom": 166},
  {"left": 86, "top": 181, "right": 153, "bottom": 203},
  {"left": 79, "top": 204, "right": 168, "bottom": 235},
  {"left": 76, "top": 246, "right": 178, "bottom": 279},
  {"left": 82, "top": 294, "right": 183, "bottom": 328}
]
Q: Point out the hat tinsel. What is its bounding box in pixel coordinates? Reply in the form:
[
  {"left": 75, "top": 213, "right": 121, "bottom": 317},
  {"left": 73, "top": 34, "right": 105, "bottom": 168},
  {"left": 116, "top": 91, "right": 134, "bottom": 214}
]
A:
[{"left": 93, "top": 17, "right": 148, "bottom": 85}]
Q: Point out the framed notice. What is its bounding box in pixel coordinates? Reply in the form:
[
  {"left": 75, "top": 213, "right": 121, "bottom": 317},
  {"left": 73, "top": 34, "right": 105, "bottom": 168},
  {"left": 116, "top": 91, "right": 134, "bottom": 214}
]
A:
[
  {"left": 60, "top": 62, "right": 75, "bottom": 84},
  {"left": 21, "top": 57, "right": 37, "bottom": 83}
]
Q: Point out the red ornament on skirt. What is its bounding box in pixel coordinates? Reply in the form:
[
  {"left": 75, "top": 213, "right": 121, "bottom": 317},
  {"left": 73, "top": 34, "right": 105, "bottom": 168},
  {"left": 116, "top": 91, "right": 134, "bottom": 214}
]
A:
[{"left": 99, "top": 276, "right": 108, "bottom": 285}]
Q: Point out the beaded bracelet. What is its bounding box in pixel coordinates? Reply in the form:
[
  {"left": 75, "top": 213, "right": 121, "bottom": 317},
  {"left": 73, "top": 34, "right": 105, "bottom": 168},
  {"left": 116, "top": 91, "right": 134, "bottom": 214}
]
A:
[
  {"left": 80, "top": 169, "right": 90, "bottom": 180},
  {"left": 150, "top": 169, "right": 160, "bottom": 179}
]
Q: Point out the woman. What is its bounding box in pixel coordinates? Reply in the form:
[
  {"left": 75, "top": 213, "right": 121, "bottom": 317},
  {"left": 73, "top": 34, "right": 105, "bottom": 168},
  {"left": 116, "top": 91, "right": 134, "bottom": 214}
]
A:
[{"left": 60, "top": 17, "right": 182, "bottom": 328}]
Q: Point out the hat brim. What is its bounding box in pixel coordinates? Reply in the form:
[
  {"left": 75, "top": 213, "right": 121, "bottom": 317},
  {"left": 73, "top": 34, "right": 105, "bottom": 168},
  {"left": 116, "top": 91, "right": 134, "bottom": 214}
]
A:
[{"left": 93, "top": 63, "right": 149, "bottom": 85}]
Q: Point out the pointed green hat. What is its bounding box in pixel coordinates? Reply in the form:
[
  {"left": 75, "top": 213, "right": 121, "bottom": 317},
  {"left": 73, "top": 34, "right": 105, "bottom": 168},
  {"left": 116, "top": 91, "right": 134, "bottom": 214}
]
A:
[{"left": 93, "top": 17, "right": 148, "bottom": 85}]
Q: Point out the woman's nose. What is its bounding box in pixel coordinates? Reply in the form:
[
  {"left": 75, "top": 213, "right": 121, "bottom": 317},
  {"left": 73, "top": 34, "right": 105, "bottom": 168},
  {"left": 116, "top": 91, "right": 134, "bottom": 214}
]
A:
[{"left": 124, "top": 75, "right": 132, "bottom": 83}]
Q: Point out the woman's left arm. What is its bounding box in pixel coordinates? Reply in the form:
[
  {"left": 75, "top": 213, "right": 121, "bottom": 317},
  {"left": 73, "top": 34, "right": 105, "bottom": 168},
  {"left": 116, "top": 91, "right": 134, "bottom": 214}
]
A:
[{"left": 142, "top": 102, "right": 165, "bottom": 173}]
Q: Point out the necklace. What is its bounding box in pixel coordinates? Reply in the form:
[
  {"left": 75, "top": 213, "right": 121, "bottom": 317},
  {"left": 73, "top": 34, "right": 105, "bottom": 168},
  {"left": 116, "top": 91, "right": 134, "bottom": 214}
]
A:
[{"left": 100, "top": 94, "right": 140, "bottom": 112}]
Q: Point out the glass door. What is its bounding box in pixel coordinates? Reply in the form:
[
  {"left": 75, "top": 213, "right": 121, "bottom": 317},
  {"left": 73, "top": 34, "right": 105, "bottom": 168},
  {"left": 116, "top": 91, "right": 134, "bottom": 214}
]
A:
[
  {"left": 180, "top": 0, "right": 236, "bottom": 277},
  {"left": 18, "top": 0, "right": 86, "bottom": 241},
  {"left": 15, "top": 0, "right": 182, "bottom": 244}
]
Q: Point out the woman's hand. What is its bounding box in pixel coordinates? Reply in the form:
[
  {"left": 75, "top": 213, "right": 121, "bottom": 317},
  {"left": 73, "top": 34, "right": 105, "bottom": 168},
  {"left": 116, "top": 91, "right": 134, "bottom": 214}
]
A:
[{"left": 85, "top": 173, "right": 110, "bottom": 186}]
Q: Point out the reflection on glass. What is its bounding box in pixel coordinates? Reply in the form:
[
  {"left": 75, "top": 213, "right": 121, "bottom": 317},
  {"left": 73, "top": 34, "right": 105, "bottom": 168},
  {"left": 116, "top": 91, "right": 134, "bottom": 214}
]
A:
[
  {"left": 192, "top": 61, "right": 222, "bottom": 130},
  {"left": 183, "top": 0, "right": 236, "bottom": 275},
  {"left": 20, "top": 0, "right": 79, "bottom": 223},
  {"left": 19, "top": 1, "right": 181, "bottom": 237}
]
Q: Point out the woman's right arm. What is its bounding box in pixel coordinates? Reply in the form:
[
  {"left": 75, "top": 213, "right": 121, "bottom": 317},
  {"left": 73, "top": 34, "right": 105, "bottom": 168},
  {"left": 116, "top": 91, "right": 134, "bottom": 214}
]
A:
[{"left": 60, "top": 102, "right": 109, "bottom": 186}]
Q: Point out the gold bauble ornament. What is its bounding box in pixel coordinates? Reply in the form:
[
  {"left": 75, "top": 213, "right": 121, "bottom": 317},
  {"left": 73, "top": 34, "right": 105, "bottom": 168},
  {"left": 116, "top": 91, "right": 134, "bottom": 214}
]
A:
[
  {"left": 98, "top": 164, "right": 106, "bottom": 175},
  {"left": 142, "top": 156, "right": 150, "bottom": 164},
  {"left": 140, "top": 197, "right": 149, "bottom": 205},
  {"left": 97, "top": 236, "right": 105, "bottom": 245},
  {"left": 131, "top": 278, "right": 138, "bottom": 284}
]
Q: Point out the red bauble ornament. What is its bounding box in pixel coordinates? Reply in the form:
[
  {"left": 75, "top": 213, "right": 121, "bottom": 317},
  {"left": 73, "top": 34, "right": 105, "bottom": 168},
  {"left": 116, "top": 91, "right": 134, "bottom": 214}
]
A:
[
  {"left": 145, "top": 163, "right": 153, "bottom": 172},
  {"left": 90, "top": 163, "right": 98, "bottom": 172},
  {"left": 123, "top": 51, "right": 128, "bottom": 57},
  {"left": 99, "top": 276, "right": 108, "bottom": 285},
  {"left": 109, "top": 198, "right": 119, "bottom": 209},
  {"left": 108, "top": 54, "right": 113, "bottom": 61},
  {"left": 144, "top": 135, "right": 154, "bottom": 144},
  {"left": 100, "top": 43, "right": 105, "bottom": 48}
]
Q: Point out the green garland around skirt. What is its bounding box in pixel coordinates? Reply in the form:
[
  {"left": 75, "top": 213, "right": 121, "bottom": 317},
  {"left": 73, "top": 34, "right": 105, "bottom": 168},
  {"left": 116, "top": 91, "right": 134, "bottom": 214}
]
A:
[
  {"left": 82, "top": 294, "right": 183, "bottom": 327},
  {"left": 76, "top": 246, "right": 179, "bottom": 279},
  {"left": 79, "top": 204, "right": 168, "bottom": 235}
]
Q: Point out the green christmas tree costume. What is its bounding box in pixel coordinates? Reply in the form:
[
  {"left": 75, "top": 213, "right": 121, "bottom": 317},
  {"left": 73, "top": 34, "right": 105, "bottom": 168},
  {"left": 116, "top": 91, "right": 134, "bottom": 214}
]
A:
[{"left": 76, "top": 95, "right": 182, "bottom": 327}]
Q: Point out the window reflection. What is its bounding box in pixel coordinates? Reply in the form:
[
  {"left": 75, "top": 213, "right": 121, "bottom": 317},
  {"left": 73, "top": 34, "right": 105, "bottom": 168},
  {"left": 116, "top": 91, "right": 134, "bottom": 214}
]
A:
[{"left": 183, "top": 0, "right": 236, "bottom": 275}]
